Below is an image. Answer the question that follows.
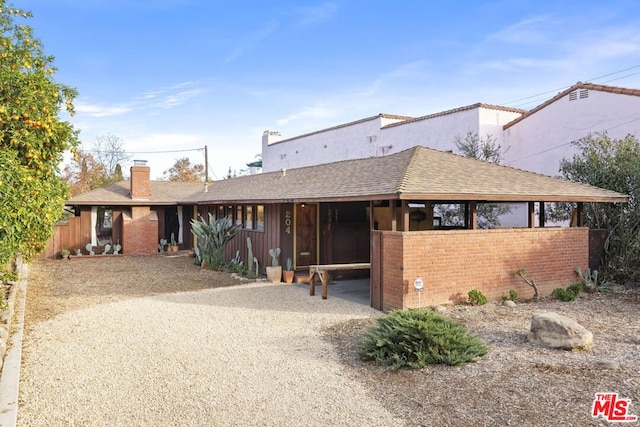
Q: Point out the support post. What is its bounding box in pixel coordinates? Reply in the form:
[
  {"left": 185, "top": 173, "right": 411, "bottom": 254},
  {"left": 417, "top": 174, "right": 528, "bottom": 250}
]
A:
[
  {"left": 528, "top": 202, "right": 536, "bottom": 228},
  {"left": 469, "top": 202, "right": 478, "bottom": 230}
]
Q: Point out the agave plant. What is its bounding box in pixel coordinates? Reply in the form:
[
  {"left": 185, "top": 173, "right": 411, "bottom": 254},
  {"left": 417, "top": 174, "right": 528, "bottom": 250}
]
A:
[{"left": 191, "top": 214, "right": 240, "bottom": 271}]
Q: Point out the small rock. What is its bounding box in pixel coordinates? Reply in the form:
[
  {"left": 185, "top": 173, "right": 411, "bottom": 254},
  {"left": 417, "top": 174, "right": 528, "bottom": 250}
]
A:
[
  {"left": 433, "top": 305, "right": 447, "bottom": 314},
  {"left": 503, "top": 300, "right": 517, "bottom": 308},
  {"left": 527, "top": 312, "right": 593, "bottom": 351}
]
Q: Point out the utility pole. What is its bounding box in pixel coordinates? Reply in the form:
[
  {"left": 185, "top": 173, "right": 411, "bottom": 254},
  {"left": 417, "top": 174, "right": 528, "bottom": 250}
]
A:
[{"left": 204, "top": 145, "right": 209, "bottom": 182}]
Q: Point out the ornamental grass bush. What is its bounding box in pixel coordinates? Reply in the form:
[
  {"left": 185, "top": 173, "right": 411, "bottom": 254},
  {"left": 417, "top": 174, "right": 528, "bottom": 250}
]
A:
[{"left": 359, "top": 309, "right": 488, "bottom": 370}]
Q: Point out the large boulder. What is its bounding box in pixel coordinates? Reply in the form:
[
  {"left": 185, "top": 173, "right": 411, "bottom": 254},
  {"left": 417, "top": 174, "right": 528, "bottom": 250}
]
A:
[{"left": 527, "top": 312, "right": 593, "bottom": 350}]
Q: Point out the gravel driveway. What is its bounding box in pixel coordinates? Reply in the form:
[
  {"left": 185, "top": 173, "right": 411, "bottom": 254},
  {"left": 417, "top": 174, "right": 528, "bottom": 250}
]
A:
[{"left": 18, "top": 256, "right": 401, "bottom": 426}]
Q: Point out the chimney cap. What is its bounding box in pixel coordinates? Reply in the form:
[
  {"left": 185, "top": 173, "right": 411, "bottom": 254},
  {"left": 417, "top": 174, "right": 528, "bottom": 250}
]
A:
[{"left": 133, "top": 159, "right": 148, "bottom": 166}]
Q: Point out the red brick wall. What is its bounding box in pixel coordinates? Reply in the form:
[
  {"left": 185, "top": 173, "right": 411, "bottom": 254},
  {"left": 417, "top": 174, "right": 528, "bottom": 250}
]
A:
[
  {"left": 130, "top": 165, "right": 151, "bottom": 199},
  {"left": 122, "top": 206, "right": 158, "bottom": 255},
  {"left": 377, "top": 228, "right": 589, "bottom": 310}
]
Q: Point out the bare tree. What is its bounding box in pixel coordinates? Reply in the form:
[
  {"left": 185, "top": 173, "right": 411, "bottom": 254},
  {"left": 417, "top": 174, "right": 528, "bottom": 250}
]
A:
[{"left": 92, "top": 134, "right": 131, "bottom": 180}]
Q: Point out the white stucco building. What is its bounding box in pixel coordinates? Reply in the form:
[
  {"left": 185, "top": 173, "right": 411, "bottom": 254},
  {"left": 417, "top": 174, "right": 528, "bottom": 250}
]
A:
[
  {"left": 260, "top": 82, "right": 640, "bottom": 227},
  {"left": 262, "top": 82, "right": 640, "bottom": 178}
]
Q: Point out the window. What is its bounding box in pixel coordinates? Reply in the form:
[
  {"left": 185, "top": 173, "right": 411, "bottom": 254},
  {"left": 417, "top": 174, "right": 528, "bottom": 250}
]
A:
[
  {"left": 96, "top": 206, "right": 113, "bottom": 245},
  {"left": 256, "top": 205, "right": 265, "bottom": 231},
  {"left": 245, "top": 205, "right": 253, "bottom": 229},
  {"left": 235, "top": 206, "right": 243, "bottom": 227}
]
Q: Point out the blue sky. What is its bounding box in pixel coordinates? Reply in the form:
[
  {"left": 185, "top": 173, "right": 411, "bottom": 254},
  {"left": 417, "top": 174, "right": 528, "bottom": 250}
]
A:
[{"left": 17, "top": 0, "right": 640, "bottom": 179}]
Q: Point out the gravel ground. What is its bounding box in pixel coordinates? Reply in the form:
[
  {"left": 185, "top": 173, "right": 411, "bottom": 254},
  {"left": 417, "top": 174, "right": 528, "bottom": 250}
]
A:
[
  {"left": 19, "top": 255, "right": 398, "bottom": 426},
  {"left": 18, "top": 254, "right": 640, "bottom": 426}
]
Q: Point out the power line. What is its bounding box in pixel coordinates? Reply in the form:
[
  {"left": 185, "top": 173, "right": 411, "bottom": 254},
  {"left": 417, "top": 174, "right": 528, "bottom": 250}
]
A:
[
  {"left": 501, "top": 64, "right": 640, "bottom": 107},
  {"left": 79, "top": 147, "right": 204, "bottom": 154},
  {"left": 506, "top": 115, "right": 640, "bottom": 165}
]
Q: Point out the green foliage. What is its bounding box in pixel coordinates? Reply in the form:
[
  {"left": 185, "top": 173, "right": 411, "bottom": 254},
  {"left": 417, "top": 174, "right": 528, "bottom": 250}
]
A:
[
  {"left": 467, "top": 289, "right": 487, "bottom": 305},
  {"left": 223, "top": 250, "right": 244, "bottom": 274},
  {"left": 269, "top": 247, "right": 280, "bottom": 267},
  {"left": 246, "top": 237, "right": 254, "bottom": 279},
  {"left": 555, "top": 134, "right": 640, "bottom": 282},
  {"left": 359, "top": 309, "right": 488, "bottom": 369},
  {"left": 551, "top": 287, "right": 576, "bottom": 302},
  {"left": 567, "top": 282, "right": 582, "bottom": 296},
  {"left": 190, "top": 214, "right": 240, "bottom": 271},
  {"left": 502, "top": 289, "right": 518, "bottom": 303},
  {"left": 158, "top": 238, "right": 167, "bottom": 253},
  {"left": 575, "top": 267, "right": 619, "bottom": 293},
  {"left": 0, "top": 3, "right": 79, "bottom": 279},
  {"left": 434, "top": 132, "right": 511, "bottom": 228}
]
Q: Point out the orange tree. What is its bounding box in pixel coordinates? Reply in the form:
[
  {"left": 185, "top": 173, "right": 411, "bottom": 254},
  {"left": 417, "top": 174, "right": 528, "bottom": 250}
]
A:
[{"left": 0, "top": 3, "right": 79, "bottom": 278}]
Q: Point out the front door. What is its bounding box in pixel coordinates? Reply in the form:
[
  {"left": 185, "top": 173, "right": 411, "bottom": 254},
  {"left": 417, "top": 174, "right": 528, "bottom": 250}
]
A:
[{"left": 295, "top": 203, "right": 317, "bottom": 267}]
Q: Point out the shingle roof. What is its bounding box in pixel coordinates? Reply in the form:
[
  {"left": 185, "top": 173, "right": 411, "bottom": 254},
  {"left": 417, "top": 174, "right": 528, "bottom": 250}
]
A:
[
  {"left": 503, "top": 82, "right": 640, "bottom": 130},
  {"left": 69, "top": 147, "right": 627, "bottom": 206},
  {"left": 185, "top": 146, "right": 627, "bottom": 204},
  {"left": 69, "top": 181, "right": 204, "bottom": 206}
]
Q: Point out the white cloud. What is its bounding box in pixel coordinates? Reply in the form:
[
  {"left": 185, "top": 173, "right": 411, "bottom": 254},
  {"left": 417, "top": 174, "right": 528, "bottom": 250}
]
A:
[
  {"left": 75, "top": 101, "right": 131, "bottom": 117},
  {"left": 293, "top": 2, "right": 338, "bottom": 27}
]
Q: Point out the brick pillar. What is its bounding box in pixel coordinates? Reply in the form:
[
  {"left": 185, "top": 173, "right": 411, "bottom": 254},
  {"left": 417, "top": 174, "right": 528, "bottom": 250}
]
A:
[{"left": 122, "top": 207, "right": 158, "bottom": 255}]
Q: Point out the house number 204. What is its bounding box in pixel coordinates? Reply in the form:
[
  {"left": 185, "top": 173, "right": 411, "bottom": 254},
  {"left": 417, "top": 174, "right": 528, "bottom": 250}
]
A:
[{"left": 284, "top": 210, "right": 292, "bottom": 234}]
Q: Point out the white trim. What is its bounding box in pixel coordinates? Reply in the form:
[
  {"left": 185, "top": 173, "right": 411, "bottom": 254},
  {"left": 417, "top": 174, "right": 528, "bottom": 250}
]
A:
[
  {"left": 91, "top": 206, "right": 98, "bottom": 246},
  {"left": 177, "top": 206, "right": 184, "bottom": 244}
]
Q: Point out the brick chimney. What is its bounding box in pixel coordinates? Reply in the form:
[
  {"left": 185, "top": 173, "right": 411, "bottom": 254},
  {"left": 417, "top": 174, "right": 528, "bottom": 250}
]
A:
[{"left": 130, "top": 160, "right": 151, "bottom": 199}]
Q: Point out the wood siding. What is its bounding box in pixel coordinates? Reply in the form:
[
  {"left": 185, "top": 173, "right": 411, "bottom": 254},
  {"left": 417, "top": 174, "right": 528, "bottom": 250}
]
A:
[{"left": 199, "top": 204, "right": 281, "bottom": 274}]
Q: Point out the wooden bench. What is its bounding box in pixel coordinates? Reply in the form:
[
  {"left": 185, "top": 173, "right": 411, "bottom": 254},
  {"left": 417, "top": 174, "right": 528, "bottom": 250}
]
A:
[{"left": 308, "top": 263, "right": 371, "bottom": 299}]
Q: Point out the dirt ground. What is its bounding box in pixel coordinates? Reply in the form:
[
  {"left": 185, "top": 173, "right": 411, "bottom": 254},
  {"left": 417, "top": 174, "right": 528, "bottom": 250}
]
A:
[{"left": 24, "top": 254, "right": 640, "bottom": 426}]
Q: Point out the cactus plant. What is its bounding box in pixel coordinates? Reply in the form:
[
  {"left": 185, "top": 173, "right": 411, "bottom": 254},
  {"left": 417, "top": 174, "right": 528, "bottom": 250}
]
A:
[
  {"left": 193, "top": 247, "right": 202, "bottom": 265},
  {"left": 113, "top": 241, "right": 122, "bottom": 255},
  {"left": 269, "top": 248, "right": 281, "bottom": 267},
  {"left": 254, "top": 257, "right": 259, "bottom": 278},
  {"left": 247, "top": 237, "right": 254, "bottom": 279},
  {"left": 285, "top": 257, "right": 293, "bottom": 271},
  {"left": 86, "top": 243, "right": 95, "bottom": 256},
  {"left": 158, "top": 238, "right": 168, "bottom": 253},
  {"left": 103, "top": 243, "right": 111, "bottom": 254}
]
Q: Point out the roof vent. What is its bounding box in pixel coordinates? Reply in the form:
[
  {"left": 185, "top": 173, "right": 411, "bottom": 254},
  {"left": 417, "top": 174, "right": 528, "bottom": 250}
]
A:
[
  {"left": 281, "top": 168, "right": 286, "bottom": 176},
  {"left": 580, "top": 89, "right": 589, "bottom": 99},
  {"left": 569, "top": 91, "right": 578, "bottom": 101},
  {"left": 133, "top": 159, "right": 148, "bottom": 166}
]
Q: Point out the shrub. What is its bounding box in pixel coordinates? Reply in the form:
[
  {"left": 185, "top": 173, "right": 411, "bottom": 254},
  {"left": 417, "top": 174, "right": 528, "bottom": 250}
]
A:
[
  {"left": 358, "top": 309, "right": 488, "bottom": 369},
  {"left": 468, "top": 289, "right": 487, "bottom": 305},
  {"left": 502, "top": 289, "right": 518, "bottom": 303},
  {"left": 190, "top": 214, "right": 240, "bottom": 271},
  {"left": 567, "top": 282, "right": 583, "bottom": 296},
  {"left": 551, "top": 287, "right": 576, "bottom": 302}
]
